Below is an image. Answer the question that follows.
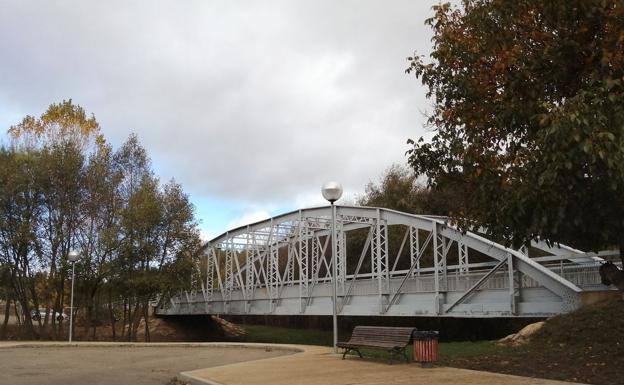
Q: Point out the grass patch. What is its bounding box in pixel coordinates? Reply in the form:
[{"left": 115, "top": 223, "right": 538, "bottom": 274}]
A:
[
  {"left": 237, "top": 324, "right": 509, "bottom": 363},
  {"left": 439, "top": 340, "right": 511, "bottom": 359},
  {"left": 238, "top": 324, "right": 413, "bottom": 361},
  {"left": 356, "top": 340, "right": 512, "bottom": 363},
  {"left": 237, "top": 324, "right": 333, "bottom": 346},
  {"left": 353, "top": 347, "right": 411, "bottom": 362}
]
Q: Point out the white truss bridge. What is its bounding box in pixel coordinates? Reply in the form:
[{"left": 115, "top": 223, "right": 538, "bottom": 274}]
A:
[{"left": 158, "top": 206, "right": 617, "bottom": 318}]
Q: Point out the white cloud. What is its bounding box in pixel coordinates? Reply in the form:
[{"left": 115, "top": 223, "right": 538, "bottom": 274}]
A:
[
  {"left": 199, "top": 228, "right": 217, "bottom": 243},
  {"left": 0, "top": 1, "right": 436, "bottom": 227},
  {"left": 226, "top": 210, "right": 272, "bottom": 231}
]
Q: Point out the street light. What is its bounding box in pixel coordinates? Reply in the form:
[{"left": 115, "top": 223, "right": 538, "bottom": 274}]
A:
[
  {"left": 322, "top": 181, "right": 343, "bottom": 354},
  {"left": 68, "top": 250, "right": 80, "bottom": 343}
]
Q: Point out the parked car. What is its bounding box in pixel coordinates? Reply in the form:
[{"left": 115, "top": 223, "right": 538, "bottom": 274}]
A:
[
  {"left": 29, "top": 309, "right": 41, "bottom": 321},
  {"left": 54, "top": 311, "right": 69, "bottom": 322},
  {"left": 28, "top": 309, "right": 69, "bottom": 322}
]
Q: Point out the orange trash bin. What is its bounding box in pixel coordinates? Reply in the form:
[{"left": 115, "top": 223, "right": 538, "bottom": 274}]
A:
[{"left": 413, "top": 331, "right": 439, "bottom": 367}]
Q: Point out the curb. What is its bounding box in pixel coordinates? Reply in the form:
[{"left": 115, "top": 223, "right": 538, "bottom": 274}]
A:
[
  {"left": 0, "top": 341, "right": 302, "bottom": 351},
  {"left": 178, "top": 343, "right": 308, "bottom": 385},
  {"left": 179, "top": 371, "right": 224, "bottom": 385}
]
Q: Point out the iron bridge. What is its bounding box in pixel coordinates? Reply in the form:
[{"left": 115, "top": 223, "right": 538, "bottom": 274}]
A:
[{"left": 158, "top": 206, "right": 616, "bottom": 318}]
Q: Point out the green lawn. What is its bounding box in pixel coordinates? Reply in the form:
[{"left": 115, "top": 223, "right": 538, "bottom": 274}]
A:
[
  {"left": 438, "top": 340, "right": 511, "bottom": 358},
  {"left": 237, "top": 324, "right": 333, "bottom": 346},
  {"left": 236, "top": 324, "right": 508, "bottom": 362}
]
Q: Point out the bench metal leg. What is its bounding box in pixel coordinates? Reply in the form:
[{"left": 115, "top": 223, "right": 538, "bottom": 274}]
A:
[
  {"left": 387, "top": 348, "right": 409, "bottom": 364},
  {"left": 388, "top": 349, "right": 397, "bottom": 365},
  {"left": 342, "top": 348, "right": 362, "bottom": 359},
  {"left": 402, "top": 348, "right": 410, "bottom": 363},
  {"left": 342, "top": 348, "right": 364, "bottom": 360}
]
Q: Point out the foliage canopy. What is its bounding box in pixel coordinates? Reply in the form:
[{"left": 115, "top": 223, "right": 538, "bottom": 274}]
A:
[
  {"left": 0, "top": 102, "right": 202, "bottom": 340},
  {"left": 407, "top": 0, "right": 624, "bottom": 251},
  {"left": 358, "top": 164, "right": 462, "bottom": 217}
]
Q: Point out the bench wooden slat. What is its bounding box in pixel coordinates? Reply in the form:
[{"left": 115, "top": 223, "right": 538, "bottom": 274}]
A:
[{"left": 338, "top": 326, "right": 416, "bottom": 362}]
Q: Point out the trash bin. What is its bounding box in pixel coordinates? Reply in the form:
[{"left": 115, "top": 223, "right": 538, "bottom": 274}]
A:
[{"left": 413, "top": 331, "right": 439, "bottom": 366}]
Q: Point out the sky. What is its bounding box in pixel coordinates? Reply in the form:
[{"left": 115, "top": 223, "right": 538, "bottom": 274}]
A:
[{"left": 0, "top": 0, "right": 436, "bottom": 240}]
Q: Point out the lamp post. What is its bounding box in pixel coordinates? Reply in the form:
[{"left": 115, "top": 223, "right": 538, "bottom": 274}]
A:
[
  {"left": 321, "top": 181, "right": 343, "bottom": 354},
  {"left": 68, "top": 250, "right": 80, "bottom": 343}
]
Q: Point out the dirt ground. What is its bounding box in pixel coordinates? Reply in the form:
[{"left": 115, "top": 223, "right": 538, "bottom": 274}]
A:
[{"left": 0, "top": 345, "right": 289, "bottom": 385}]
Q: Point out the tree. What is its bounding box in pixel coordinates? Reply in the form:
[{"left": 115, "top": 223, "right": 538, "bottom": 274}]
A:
[
  {"left": 2, "top": 102, "right": 202, "bottom": 341},
  {"left": 358, "top": 164, "right": 462, "bottom": 216},
  {"left": 0, "top": 148, "right": 42, "bottom": 338},
  {"left": 8, "top": 99, "right": 103, "bottom": 151},
  {"left": 406, "top": 1, "right": 624, "bottom": 260},
  {"left": 76, "top": 142, "right": 121, "bottom": 338},
  {"left": 37, "top": 143, "right": 85, "bottom": 337},
  {"left": 7, "top": 99, "right": 106, "bottom": 337},
  {"left": 352, "top": 165, "right": 465, "bottom": 271},
  {"left": 111, "top": 136, "right": 201, "bottom": 341},
  {"left": 0, "top": 265, "right": 13, "bottom": 338}
]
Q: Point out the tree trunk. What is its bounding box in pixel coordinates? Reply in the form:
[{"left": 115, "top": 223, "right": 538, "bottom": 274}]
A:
[
  {"left": 1, "top": 297, "right": 12, "bottom": 339},
  {"left": 91, "top": 289, "right": 99, "bottom": 340},
  {"left": 108, "top": 288, "right": 116, "bottom": 341},
  {"left": 121, "top": 298, "right": 127, "bottom": 340},
  {"left": 52, "top": 283, "right": 63, "bottom": 340},
  {"left": 143, "top": 303, "right": 150, "bottom": 342},
  {"left": 84, "top": 303, "right": 90, "bottom": 335},
  {"left": 15, "top": 290, "right": 35, "bottom": 339},
  {"left": 39, "top": 307, "right": 48, "bottom": 340},
  {"left": 13, "top": 301, "right": 21, "bottom": 326},
  {"left": 130, "top": 300, "right": 141, "bottom": 341}
]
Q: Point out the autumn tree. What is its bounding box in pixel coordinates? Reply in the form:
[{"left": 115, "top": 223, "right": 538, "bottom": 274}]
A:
[
  {"left": 7, "top": 100, "right": 106, "bottom": 338},
  {"left": 76, "top": 141, "right": 122, "bottom": 338},
  {"left": 111, "top": 135, "right": 201, "bottom": 341},
  {"left": 8, "top": 99, "right": 103, "bottom": 151},
  {"left": 2, "top": 101, "right": 201, "bottom": 341},
  {"left": 407, "top": 1, "right": 624, "bottom": 259}
]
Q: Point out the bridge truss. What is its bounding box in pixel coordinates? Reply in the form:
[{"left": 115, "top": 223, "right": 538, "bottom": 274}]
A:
[{"left": 159, "top": 206, "right": 614, "bottom": 318}]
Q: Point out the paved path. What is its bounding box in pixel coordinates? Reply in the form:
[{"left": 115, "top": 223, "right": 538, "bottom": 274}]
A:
[
  {"left": 0, "top": 342, "right": 585, "bottom": 385},
  {"left": 181, "top": 345, "right": 583, "bottom": 385},
  {"left": 0, "top": 342, "right": 292, "bottom": 385}
]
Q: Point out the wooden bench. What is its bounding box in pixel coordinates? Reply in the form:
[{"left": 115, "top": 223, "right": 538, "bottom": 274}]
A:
[{"left": 337, "top": 326, "right": 416, "bottom": 362}]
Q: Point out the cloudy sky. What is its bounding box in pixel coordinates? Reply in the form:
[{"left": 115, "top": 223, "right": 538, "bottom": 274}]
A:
[{"left": 0, "top": 0, "right": 436, "bottom": 240}]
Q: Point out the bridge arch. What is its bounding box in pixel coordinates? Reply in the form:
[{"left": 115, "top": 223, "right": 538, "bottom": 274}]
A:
[{"left": 161, "top": 206, "right": 611, "bottom": 318}]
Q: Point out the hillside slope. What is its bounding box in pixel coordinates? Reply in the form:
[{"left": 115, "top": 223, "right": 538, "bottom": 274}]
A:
[{"left": 443, "top": 294, "right": 624, "bottom": 385}]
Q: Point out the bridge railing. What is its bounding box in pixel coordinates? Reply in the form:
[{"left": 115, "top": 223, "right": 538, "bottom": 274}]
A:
[{"left": 191, "top": 261, "right": 608, "bottom": 301}]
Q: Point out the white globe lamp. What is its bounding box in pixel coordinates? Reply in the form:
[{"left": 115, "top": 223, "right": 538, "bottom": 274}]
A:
[{"left": 321, "top": 181, "right": 343, "bottom": 203}]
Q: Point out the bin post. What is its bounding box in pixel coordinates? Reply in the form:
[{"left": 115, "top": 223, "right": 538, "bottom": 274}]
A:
[{"left": 413, "top": 331, "right": 439, "bottom": 367}]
